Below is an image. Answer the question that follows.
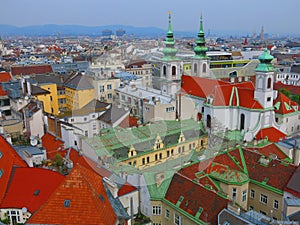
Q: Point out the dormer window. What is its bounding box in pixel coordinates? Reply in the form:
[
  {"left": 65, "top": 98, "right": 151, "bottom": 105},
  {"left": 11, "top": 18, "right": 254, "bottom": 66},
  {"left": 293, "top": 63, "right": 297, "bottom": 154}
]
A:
[{"left": 154, "top": 135, "right": 164, "bottom": 150}]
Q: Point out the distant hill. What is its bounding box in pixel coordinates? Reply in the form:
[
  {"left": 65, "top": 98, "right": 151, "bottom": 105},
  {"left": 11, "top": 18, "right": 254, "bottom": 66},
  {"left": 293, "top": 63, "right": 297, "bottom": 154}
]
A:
[{"left": 0, "top": 24, "right": 195, "bottom": 37}]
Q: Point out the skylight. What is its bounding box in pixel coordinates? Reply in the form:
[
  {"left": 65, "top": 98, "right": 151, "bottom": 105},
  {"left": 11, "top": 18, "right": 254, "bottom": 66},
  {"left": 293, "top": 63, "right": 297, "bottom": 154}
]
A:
[{"left": 64, "top": 199, "right": 70, "bottom": 207}]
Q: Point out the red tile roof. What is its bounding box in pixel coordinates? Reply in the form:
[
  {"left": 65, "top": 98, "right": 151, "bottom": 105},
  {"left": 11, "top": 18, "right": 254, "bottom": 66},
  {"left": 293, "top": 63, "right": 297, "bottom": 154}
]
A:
[
  {"left": 11, "top": 64, "right": 53, "bottom": 76},
  {"left": 274, "top": 82, "right": 300, "bottom": 95},
  {"left": 0, "top": 135, "right": 27, "bottom": 202},
  {"left": 181, "top": 75, "right": 227, "bottom": 99},
  {"left": 165, "top": 173, "right": 228, "bottom": 225},
  {"left": 27, "top": 164, "right": 117, "bottom": 225},
  {"left": 118, "top": 182, "right": 137, "bottom": 197},
  {"left": 273, "top": 92, "right": 298, "bottom": 114},
  {"left": 181, "top": 75, "right": 263, "bottom": 109},
  {"left": 243, "top": 149, "right": 297, "bottom": 191},
  {"left": 41, "top": 133, "right": 65, "bottom": 159},
  {"left": 245, "top": 143, "right": 288, "bottom": 160},
  {"left": 0, "top": 168, "right": 64, "bottom": 213},
  {"left": 0, "top": 72, "right": 12, "bottom": 96},
  {"left": 255, "top": 127, "right": 286, "bottom": 142}
]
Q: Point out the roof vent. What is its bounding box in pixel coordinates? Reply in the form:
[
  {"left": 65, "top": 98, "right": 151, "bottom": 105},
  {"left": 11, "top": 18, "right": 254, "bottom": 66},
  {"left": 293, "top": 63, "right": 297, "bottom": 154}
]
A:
[
  {"left": 33, "top": 189, "right": 40, "bottom": 196},
  {"left": 64, "top": 199, "right": 70, "bottom": 207}
]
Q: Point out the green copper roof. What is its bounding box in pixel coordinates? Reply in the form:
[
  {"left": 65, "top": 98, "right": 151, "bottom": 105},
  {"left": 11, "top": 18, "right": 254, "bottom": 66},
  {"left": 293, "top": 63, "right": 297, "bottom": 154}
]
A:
[
  {"left": 144, "top": 171, "right": 174, "bottom": 200},
  {"left": 162, "top": 12, "right": 178, "bottom": 61},
  {"left": 256, "top": 49, "right": 275, "bottom": 72},
  {"left": 193, "top": 15, "right": 208, "bottom": 59}
]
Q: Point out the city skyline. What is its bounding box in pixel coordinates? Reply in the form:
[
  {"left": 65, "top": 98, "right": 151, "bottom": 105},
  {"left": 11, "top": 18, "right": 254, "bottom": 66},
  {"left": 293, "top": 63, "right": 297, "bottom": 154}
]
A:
[{"left": 1, "top": 0, "right": 300, "bottom": 35}]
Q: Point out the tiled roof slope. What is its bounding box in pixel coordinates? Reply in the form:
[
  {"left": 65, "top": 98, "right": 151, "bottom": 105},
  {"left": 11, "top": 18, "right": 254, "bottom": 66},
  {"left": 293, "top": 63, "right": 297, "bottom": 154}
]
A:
[
  {"left": 284, "top": 166, "right": 300, "bottom": 198},
  {"left": 0, "top": 167, "right": 64, "bottom": 213},
  {"left": 255, "top": 127, "right": 286, "bottom": 142},
  {"left": 273, "top": 92, "right": 298, "bottom": 115},
  {"left": 0, "top": 135, "right": 27, "bottom": 202},
  {"left": 27, "top": 165, "right": 117, "bottom": 225},
  {"left": 181, "top": 75, "right": 263, "bottom": 109},
  {"left": 11, "top": 64, "right": 53, "bottom": 76},
  {"left": 245, "top": 143, "right": 288, "bottom": 160},
  {"left": 0, "top": 72, "right": 12, "bottom": 96},
  {"left": 179, "top": 147, "right": 296, "bottom": 194},
  {"left": 64, "top": 73, "right": 93, "bottom": 90},
  {"left": 164, "top": 173, "right": 228, "bottom": 225}
]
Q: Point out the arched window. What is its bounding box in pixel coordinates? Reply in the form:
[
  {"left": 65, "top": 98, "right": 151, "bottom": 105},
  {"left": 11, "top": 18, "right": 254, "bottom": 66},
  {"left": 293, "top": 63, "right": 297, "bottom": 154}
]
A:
[
  {"left": 267, "top": 77, "right": 272, "bottom": 89},
  {"left": 203, "top": 63, "right": 207, "bottom": 73},
  {"left": 194, "top": 63, "right": 197, "bottom": 74},
  {"left": 172, "top": 66, "right": 176, "bottom": 76},
  {"left": 207, "top": 114, "right": 211, "bottom": 128},
  {"left": 240, "top": 113, "right": 245, "bottom": 130},
  {"left": 163, "top": 65, "right": 166, "bottom": 77}
]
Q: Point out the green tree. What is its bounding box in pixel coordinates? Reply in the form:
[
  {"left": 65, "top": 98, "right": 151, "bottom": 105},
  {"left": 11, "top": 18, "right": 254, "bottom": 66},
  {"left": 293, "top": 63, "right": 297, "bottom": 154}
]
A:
[{"left": 278, "top": 88, "right": 291, "bottom": 98}]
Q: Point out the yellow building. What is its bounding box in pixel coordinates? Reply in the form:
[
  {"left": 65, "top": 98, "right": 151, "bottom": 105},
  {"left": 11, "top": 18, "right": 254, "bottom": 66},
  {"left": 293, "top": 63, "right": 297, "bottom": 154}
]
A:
[
  {"left": 64, "top": 73, "right": 94, "bottom": 111},
  {"left": 82, "top": 119, "right": 207, "bottom": 170},
  {"left": 34, "top": 83, "right": 60, "bottom": 115}
]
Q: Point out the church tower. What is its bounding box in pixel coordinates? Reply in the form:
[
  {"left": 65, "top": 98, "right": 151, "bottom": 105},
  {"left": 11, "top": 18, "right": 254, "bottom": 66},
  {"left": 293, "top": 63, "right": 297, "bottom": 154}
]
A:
[
  {"left": 254, "top": 49, "right": 275, "bottom": 109},
  {"left": 160, "top": 12, "right": 182, "bottom": 81},
  {"left": 159, "top": 12, "right": 182, "bottom": 96},
  {"left": 191, "top": 15, "right": 210, "bottom": 77}
]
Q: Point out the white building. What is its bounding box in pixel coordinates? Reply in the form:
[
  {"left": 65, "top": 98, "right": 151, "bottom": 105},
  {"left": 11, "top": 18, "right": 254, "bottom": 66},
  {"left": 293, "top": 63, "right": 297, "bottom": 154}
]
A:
[{"left": 182, "top": 49, "right": 299, "bottom": 142}]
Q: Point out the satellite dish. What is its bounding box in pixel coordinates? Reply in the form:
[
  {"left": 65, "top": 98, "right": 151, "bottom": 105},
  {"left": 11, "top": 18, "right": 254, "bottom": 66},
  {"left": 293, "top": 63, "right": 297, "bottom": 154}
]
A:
[
  {"left": 22, "top": 207, "right": 27, "bottom": 213},
  {"left": 30, "top": 138, "right": 38, "bottom": 146}
]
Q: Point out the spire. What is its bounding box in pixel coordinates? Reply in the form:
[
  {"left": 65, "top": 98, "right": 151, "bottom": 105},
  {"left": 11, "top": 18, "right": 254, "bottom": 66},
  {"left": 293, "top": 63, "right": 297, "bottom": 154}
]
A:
[
  {"left": 193, "top": 15, "right": 208, "bottom": 59},
  {"left": 162, "top": 12, "right": 178, "bottom": 60}
]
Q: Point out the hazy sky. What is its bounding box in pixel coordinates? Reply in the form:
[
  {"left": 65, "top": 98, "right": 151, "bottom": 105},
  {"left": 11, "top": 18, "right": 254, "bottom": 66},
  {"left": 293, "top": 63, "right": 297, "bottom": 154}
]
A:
[{"left": 1, "top": 0, "right": 299, "bottom": 34}]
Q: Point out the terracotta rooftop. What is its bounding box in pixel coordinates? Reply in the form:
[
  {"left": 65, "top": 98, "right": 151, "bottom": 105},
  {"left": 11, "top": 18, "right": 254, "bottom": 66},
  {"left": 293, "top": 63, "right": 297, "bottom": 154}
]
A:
[
  {"left": 0, "top": 167, "right": 64, "bottom": 213},
  {"left": 164, "top": 173, "right": 229, "bottom": 225},
  {"left": 0, "top": 72, "right": 12, "bottom": 96},
  {"left": 245, "top": 143, "right": 288, "bottom": 160},
  {"left": 11, "top": 64, "right": 53, "bottom": 76},
  {"left": 0, "top": 135, "right": 27, "bottom": 202},
  {"left": 255, "top": 127, "right": 286, "bottom": 142},
  {"left": 27, "top": 164, "right": 117, "bottom": 225},
  {"left": 273, "top": 92, "right": 299, "bottom": 115},
  {"left": 181, "top": 75, "right": 263, "bottom": 109},
  {"left": 274, "top": 82, "right": 300, "bottom": 95}
]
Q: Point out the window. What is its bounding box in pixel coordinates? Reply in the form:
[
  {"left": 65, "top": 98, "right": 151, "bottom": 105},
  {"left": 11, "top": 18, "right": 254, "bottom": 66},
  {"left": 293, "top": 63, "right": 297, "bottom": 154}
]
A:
[
  {"left": 145, "top": 107, "right": 150, "bottom": 112},
  {"left": 273, "top": 200, "right": 279, "bottom": 209},
  {"left": 108, "top": 93, "right": 112, "bottom": 99},
  {"left": 84, "top": 117, "right": 87, "bottom": 121},
  {"left": 166, "top": 107, "right": 175, "bottom": 112},
  {"left": 50, "top": 96, "right": 53, "bottom": 101},
  {"left": 64, "top": 199, "right": 70, "bottom": 207},
  {"left": 232, "top": 187, "right": 237, "bottom": 200},
  {"left": 165, "top": 209, "right": 170, "bottom": 219},
  {"left": 100, "top": 85, "right": 104, "bottom": 92},
  {"left": 0, "top": 151, "right": 2, "bottom": 158},
  {"left": 267, "top": 77, "right": 272, "bottom": 89},
  {"left": 152, "top": 206, "right": 161, "bottom": 215},
  {"left": 0, "top": 169, "right": 3, "bottom": 178},
  {"left": 85, "top": 130, "right": 88, "bottom": 137},
  {"left": 167, "top": 150, "right": 170, "bottom": 157},
  {"left": 267, "top": 97, "right": 271, "bottom": 102},
  {"left": 155, "top": 154, "right": 158, "bottom": 161},
  {"left": 174, "top": 213, "right": 182, "bottom": 225},
  {"left": 107, "top": 84, "right": 112, "bottom": 90},
  {"left": 242, "top": 190, "right": 247, "bottom": 202},
  {"left": 260, "top": 194, "right": 268, "bottom": 204},
  {"left": 147, "top": 156, "right": 150, "bottom": 163},
  {"left": 172, "top": 66, "right": 176, "bottom": 76},
  {"left": 250, "top": 190, "right": 255, "bottom": 199},
  {"left": 142, "top": 158, "right": 145, "bottom": 165},
  {"left": 203, "top": 63, "right": 207, "bottom": 73},
  {"left": 159, "top": 153, "right": 162, "bottom": 159}
]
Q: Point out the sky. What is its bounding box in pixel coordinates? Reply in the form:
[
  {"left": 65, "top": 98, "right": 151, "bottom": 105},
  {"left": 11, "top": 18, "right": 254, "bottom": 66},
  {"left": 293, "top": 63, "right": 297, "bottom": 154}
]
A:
[{"left": 1, "top": 0, "right": 299, "bottom": 34}]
